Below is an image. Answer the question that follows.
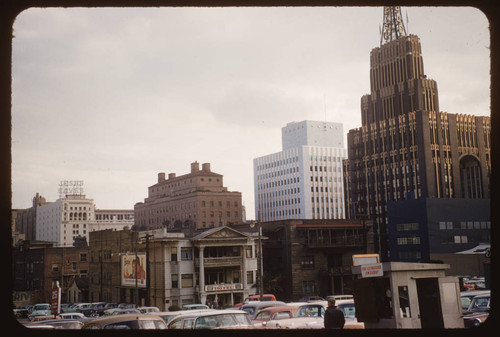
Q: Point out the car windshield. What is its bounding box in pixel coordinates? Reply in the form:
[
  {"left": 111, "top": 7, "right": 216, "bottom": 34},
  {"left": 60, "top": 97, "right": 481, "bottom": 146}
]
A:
[{"left": 241, "top": 307, "right": 255, "bottom": 315}]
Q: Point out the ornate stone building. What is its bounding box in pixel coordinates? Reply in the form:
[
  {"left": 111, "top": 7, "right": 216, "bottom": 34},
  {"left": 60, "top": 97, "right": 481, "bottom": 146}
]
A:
[{"left": 344, "top": 7, "right": 490, "bottom": 260}]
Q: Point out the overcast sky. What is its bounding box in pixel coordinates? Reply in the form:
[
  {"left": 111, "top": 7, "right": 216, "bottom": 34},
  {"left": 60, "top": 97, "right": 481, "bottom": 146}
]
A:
[{"left": 11, "top": 6, "right": 490, "bottom": 220}]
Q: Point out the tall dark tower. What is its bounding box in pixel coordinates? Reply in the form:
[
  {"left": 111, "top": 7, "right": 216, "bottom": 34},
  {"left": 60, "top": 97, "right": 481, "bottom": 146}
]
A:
[{"left": 344, "top": 7, "right": 491, "bottom": 261}]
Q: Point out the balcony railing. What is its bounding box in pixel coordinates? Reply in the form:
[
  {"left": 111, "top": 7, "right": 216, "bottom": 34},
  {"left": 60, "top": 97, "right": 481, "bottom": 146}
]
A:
[
  {"left": 195, "top": 256, "right": 241, "bottom": 267},
  {"left": 205, "top": 283, "right": 243, "bottom": 292}
]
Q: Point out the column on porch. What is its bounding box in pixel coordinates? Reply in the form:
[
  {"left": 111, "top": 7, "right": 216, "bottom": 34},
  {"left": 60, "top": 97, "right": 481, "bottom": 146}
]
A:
[
  {"left": 198, "top": 245, "right": 206, "bottom": 305},
  {"left": 242, "top": 244, "right": 248, "bottom": 298}
]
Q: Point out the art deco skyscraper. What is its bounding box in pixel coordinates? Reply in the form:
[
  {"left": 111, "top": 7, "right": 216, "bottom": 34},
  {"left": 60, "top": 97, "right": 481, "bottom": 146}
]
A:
[{"left": 344, "top": 7, "right": 491, "bottom": 260}]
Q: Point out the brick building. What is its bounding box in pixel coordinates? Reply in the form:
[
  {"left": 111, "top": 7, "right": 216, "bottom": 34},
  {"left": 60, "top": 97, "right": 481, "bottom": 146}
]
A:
[
  {"left": 258, "top": 219, "right": 374, "bottom": 301},
  {"left": 88, "top": 229, "right": 143, "bottom": 304},
  {"left": 12, "top": 240, "right": 89, "bottom": 304},
  {"left": 134, "top": 162, "right": 243, "bottom": 230}
]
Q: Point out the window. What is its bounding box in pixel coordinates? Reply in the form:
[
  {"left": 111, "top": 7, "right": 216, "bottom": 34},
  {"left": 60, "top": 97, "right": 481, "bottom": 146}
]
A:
[
  {"left": 301, "top": 256, "right": 314, "bottom": 269},
  {"left": 181, "top": 247, "right": 193, "bottom": 261},
  {"left": 302, "top": 280, "right": 317, "bottom": 294},
  {"left": 172, "top": 274, "right": 179, "bottom": 288},
  {"left": 181, "top": 274, "right": 193, "bottom": 288},
  {"left": 171, "top": 247, "right": 177, "bottom": 262},
  {"left": 247, "top": 271, "right": 254, "bottom": 284}
]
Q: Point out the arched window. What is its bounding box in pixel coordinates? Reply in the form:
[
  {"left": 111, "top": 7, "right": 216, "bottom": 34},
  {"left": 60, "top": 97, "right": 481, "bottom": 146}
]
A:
[{"left": 460, "top": 156, "right": 483, "bottom": 198}]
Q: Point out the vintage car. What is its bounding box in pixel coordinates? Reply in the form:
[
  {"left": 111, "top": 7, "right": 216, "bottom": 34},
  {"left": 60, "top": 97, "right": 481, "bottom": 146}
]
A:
[
  {"left": 59, "top": 312, "right": 91, "bottom": 322},
  {"left": 82, "top": 313, "right": 167, "bottom": 330},
  {"left": 27, "top": 303, "right": 52, "bottom": 321},
  {"left": 325, "top": 294, "right": 354, "bottom": 301},
  {"left": 464, "top": 293, "right": 490, "bottom": 313},
  {"left": 461, "top": 290, "right": 490, "bottom": 311},
  {"left": 182, "top": 304, "right": 210, "bottom": 310},
  {"left": 264, "top": 316, "right": 325, "bottom": 329},
  {"left": 239, "top": 301, "right": 286, "bottom": 319},
  {"left": 138, "top": 306, "right": 160, "bottom": 313},
  {"left": 462, "top": 293, "right": 490, "bottom": 328},
  {"left": 148, "top": 309, "right": 214, "bottom": 324},
  {"left": 25, "top": 319, "right": 84, "bottom": 329},
  {"left": 167, "top": 309, "right": 254, "bottom": 329},
  {"left": 252, "top": 305, "right": 300, "bottom": 328}
]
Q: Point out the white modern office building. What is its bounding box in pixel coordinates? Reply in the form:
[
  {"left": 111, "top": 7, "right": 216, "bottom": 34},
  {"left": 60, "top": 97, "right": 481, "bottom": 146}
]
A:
[{"left": 253, "top": 120, "right": 346, "bottom": 222}]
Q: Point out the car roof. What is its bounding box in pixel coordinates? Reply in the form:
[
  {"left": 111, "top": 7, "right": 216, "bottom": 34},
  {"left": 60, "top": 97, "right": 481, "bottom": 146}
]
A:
[
  {"left": 83, "top": 313, "right": 164, "bottom": 325},
  {"left": 256, "top": 305, "right": 299, "bottom": 313},
  {"left": 241, "top": 301, "right": 286, "bottom": 308}
]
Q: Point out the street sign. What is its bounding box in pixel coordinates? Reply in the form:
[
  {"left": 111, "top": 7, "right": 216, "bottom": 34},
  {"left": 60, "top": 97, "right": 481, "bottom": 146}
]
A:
[{"left": 360, "top": 263, "right": 383, "bottom": 278}]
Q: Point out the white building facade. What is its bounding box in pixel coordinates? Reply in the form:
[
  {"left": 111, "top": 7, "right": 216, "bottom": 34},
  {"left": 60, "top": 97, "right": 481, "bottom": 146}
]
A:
[
  {"left": 36, "top": 195, "right": 95, "bottom": 246},
  {"left": 36, "top": 194, "right": 134, "bottom": 246},
  {"left": 254, "top": 120, "right": 346, "bottom": 222},
  {"left": 146, "top": 226, "right": 259, "bottom": 309}
]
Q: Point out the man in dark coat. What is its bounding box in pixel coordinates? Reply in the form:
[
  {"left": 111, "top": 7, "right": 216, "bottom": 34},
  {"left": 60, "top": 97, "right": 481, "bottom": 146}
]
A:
[{"left": 324, "top": 298, "right": 345, "bottom": 329}]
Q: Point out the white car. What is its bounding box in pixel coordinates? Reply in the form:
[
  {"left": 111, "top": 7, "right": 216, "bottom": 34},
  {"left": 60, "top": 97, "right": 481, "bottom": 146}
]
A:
[
  {"left": 265, "top": 316, "right": 324, "bottom": 329},
  {"left": 138, "top": 306, "right": 160, "bottom": 313},
  {"left": 167, "top": 309, "right": 254, "bottom": 329}
]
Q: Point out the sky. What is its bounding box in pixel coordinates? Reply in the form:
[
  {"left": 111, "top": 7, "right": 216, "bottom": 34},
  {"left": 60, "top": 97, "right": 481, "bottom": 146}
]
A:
[{"left": 11, "top": 6, "right": 490, "bottom": 220}]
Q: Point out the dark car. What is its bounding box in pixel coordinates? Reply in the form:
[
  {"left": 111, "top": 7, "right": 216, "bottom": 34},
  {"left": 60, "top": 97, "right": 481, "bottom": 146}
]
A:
[{"left": 463, "top": 293, "right": 490, "bottom": 328}]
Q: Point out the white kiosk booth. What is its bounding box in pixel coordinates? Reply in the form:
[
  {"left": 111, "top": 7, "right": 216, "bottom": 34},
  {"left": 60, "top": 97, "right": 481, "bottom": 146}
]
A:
[{"left": 351, "top": 261, "right": 464, "bottom": 328}]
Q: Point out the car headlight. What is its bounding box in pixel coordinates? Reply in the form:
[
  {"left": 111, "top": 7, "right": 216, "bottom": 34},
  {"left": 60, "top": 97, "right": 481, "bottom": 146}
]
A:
[{"left": 275, "top": 322, "right": 281, "bottom": 329}]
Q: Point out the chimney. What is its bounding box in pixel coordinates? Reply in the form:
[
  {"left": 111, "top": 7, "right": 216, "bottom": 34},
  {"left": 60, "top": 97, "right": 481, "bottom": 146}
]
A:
[
  {"left": 158, "top": 172, "right": 166, "bottom": 182},
  {"left": 168, "top": 173, "right": 176, "bottom": 179},
  {"left": 202, "top": 163, "right": 211, "bottom": 171},
  {"left": 191, "top": 161, "right": 200, "bottom": 173}
]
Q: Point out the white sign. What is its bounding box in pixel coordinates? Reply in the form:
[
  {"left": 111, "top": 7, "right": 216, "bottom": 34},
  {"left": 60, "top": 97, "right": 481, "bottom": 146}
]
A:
[{"left": 361, "top": 263, "right": 383, "bottom": 278}]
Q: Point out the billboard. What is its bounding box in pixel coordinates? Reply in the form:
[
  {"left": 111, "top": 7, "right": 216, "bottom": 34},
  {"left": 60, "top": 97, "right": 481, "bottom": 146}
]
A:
[{"left": 121, "top": 254, "right": 146, "bottom": 287}]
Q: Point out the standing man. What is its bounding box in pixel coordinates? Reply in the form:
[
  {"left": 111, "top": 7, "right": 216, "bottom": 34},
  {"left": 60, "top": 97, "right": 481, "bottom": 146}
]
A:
[{"left": 324, "top": 298, "right": 345, "bottom": 329}]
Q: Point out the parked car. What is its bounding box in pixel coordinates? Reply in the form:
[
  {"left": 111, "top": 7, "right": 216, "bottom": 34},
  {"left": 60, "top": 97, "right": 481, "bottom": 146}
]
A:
[
  {"left": 86, "top": 302, "right": 107, "bottom": 316},
  {"left": 465, "top": 293, "right": 490, "bottom": 313},
  {"left": 59, "top": 312, "right": 91, "bottom": 322},
  {"left": 117, "top": 303, "right": 137, "bottom": 309},
  {"left": 27, "top": 303, "right": 52, "bottom": 321},
  {"left": 110, "top": 308, "right": 142, "bottom": 315},
  {"left": 298, "top": 296, "right": 325, "bottom": 302},
  {"left": 252, "top": 305, "right": 300, "bottom": 328},
  {"left": 244, "top": 294, "right": 277, "bottom": 302},
  {"left": 66, "top": 302, "right": 92, "bottom": 314},
  {"left": 167, "top": 309, "right": 254, "bottom": 329},
  {"left": 325, "top": 294, "right": 354, "bottom": 301},
  {"left": 461, "top": 290, "right": 490, "bottom": 311},
  {"left": 25, "top": 319, "right": 84, "bottom": 329},
  {"left": 265, "top": 316, "right": 324, "bottom": 329},
  {"left": 139, "top": 306, "right": 160, "bottom": 313},
  {"left": 182, "top": 304, "right": 210, "bottom": 310},
  {"left": 296, "top": 302, "right": 327, "bottom": 317},
  {"left": 148, "top": 309, "right": 214, "bottom": 324},
  {"left": 82, "top": 313, "right": 167, "bottom": 330},
  {"left": 336, "top": 300, "right": 364, "bottom": 328},
  {"left": 239, "top": 301, "right": 286, "bottom": 319},
  {"left": 14, "top": 305, "right": 32, "bottom": 318}
]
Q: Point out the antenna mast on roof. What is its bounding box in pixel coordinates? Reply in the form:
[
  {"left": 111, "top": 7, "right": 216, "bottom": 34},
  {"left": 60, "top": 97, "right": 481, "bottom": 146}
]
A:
[{"left": 380, "top": 6, "right": 408, "bottom": 46}]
